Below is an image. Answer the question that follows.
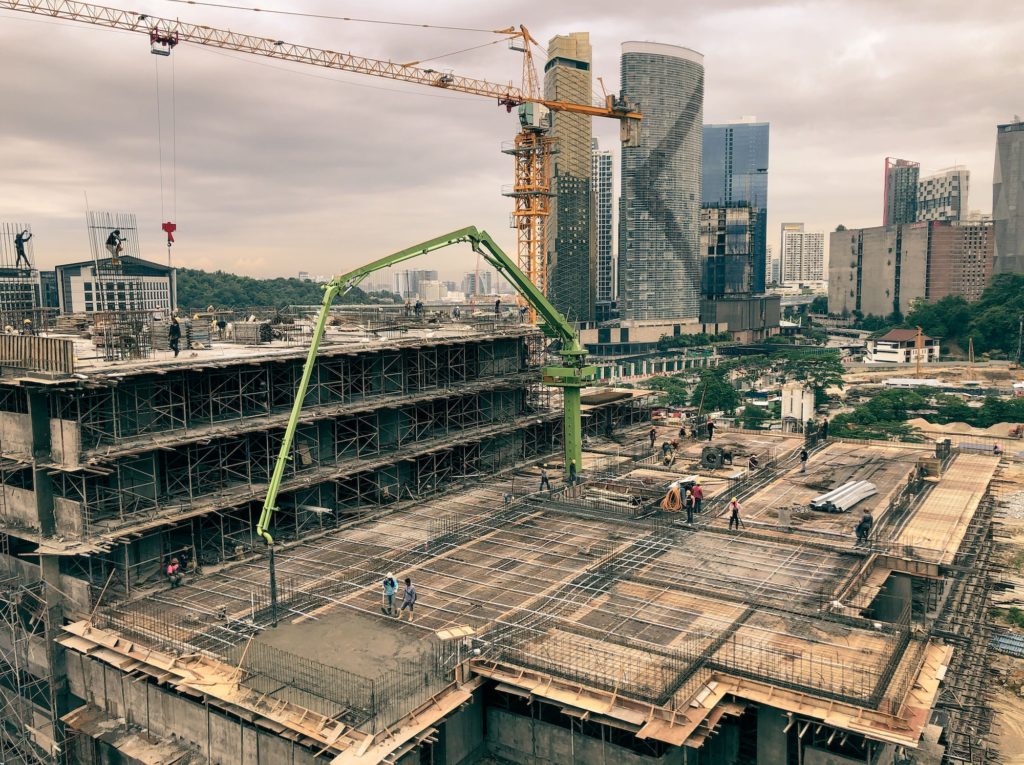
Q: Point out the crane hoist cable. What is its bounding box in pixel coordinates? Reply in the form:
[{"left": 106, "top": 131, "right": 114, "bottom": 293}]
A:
[
  {"left": 154, "top": 51, "right": 178, "bottom": 261},
  {"left": 163, "top": 0, "right": 499, "bottom": 33}
]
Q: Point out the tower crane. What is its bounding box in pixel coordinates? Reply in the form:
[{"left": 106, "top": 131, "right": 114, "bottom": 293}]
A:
[{"left": 3, "top": 0, "right": 642, "bottom": 302}]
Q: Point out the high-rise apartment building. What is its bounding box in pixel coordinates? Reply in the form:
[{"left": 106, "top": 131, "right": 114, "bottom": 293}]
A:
[
  {"left": 393, "top": 269, "right": 439, "bottom": 299},
  {"left": 618, "top": 42, "right": 704, "bottom": 320},
  {"left": 545, "top": 33, "right": 595, "bottom": 322},
  {"left": 592, "top": 138, "right": 614, "bottom": 303},
  {"left": 461, "top": 270, "right": 493, "bottom": 297},
  {"left": 917, "top": 166, "right": 969, "bottom": 222},
  {"left": 883, "top": 158, "right": 920, "bottom": 225},
  {"left": 779, "top": 223, "right": 825, "bottom": 283},
  {"left": 829, "top": 221, "right": 993, "bottom": 317},
  {"left": 702, "top": 119, "right": 769, "bottom": 292},
  {"left": 993, "top": 119, "right": 1024, "bottom": 274}
]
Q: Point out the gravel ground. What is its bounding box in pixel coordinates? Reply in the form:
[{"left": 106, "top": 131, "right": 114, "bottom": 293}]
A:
[{"left": 1001, "top": 491, "right": 1024, "bottom": 520}]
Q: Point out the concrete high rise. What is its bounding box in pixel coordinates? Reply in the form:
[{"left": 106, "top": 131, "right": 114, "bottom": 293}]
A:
[
  {"left": 618, "top": 42, "right": 704, "bottom": 320},
  {"left": 780, "top": 223, "right": 825, "bottom": 283},
  {"left": 830, "top": 221, "right": 993, "bottom": 317},
  {"left": 993, "top": 119, "right": 1024, "bottom": 274},
  {"left": 592, "top": 138, "right": 614, "bottom": 303},
  {"left": 917, "top": 166, "right": 969, "bottom": 222},
  {"left": 702, "top": 119, "right": 769, "bottom": 293},
  {"left": 883, "top": 158, "right": 920, "bottom": 225},
  {"left": 544, "top": 32, "right": 595, "bottom": 322}
]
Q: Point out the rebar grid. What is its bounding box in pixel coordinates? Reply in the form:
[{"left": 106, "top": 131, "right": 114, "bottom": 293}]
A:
[{"left": 102, "top": 466, "right": 918, "bottom": 713}]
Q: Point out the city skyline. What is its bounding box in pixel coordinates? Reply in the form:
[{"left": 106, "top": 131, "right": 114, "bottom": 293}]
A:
[{"left": 0, "top": 1, "right": 1019, "bottom": 278}]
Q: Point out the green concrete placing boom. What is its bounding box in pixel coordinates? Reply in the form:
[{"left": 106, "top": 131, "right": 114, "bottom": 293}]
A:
[{"left": 256, "top": 226, "right": 594, "bottom": 551}]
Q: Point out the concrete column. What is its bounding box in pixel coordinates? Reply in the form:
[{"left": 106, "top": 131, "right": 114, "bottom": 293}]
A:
[
  {"left": 757, "top": 706, "right": 788, "bottom": 765},
  {"left": 27, "top": 390, "right": 57, "bottom": 537}
]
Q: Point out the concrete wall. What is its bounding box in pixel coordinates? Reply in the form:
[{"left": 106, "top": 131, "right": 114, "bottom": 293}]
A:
[
  {"left": 67, "top": 652, "right": 322, "bottom": 765},
  {"left": 2, "top": 484, "right": 38, "bottom": 530},
  {"left": 49, "top": 418, "right": 80, "bottom": 469},
  {"left": 440, "top": 692, "right": 485, "bottom": 765},
  {"left": 0, "top": 410, "right": 33, "bottom": 458},
  {"left": 757, "top": 706, "right": 787, "bottom": 764},
  {"left": 486, "top": 707, "right": 689, "bottom": 765},
  {"left": 53, "top": 496, "right": 85, "bottom": 539}
]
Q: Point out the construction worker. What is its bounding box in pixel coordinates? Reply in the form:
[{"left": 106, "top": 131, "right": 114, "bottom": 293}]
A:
[
  {"left": 684, "top": 490, "right": 695, "bottom": 524},
  {"left": 494, "top": 297, "right": 501, "bottom": 316},
  {"left": 381, "top": 572, "right": 398, "bottom": 616},
  {"left": 165, "top": 557, "right": 183, "bottom": 589},
  {"left": 820, "top": 417, "right": 830, "bottom": 440},
  {"left": 539, "top": 465, "right": 551, "bottom": 492},
  {"left": 104, "top": 229, "right": 125, "bottom": 263},
  {"left": 706, "top": 419, "right": 715, "bottom": 441},
  {"left": 404, "top": 300, "right": 412, "bottom": 317},
  {"left": 661, "top": 441, "right": 672, "bottom": 458},
  {"left": 678, "top": 424, "right": 686, "bottom": 441},
  {"left": 799, "top": 448, "right": 809, "bottom": 473},
  {"left": 691, "top": 481, "right": 704, "bottom": 514},
  {"left": 20, "top": 318, "right": 34, "bottom": 336},
  {"left": 748, "top": 454, "right": 760, "bottom": 471},
  {"left": 728, "top": 497, "right": 743, "bottom": 530},
  {"left": 168, "top": 316, "right": 182, "bottom": 357},
  {"left": 13, "top": 229, "right": 31, "bottom": 268},
  {"left": 452, "top": 305, "right": 461, "bottom": 320},
  {"left": 855, "top": 509, "right": 873, "bottom": 546},
  {"left": 648, "top": 427, "right": 657, "bottom": 450},
  {"left": 399, "top": 577, "right": 416, "bottom": 622},
  {"left": 568, "top": 458, "right": 578, "bottom": 486}
]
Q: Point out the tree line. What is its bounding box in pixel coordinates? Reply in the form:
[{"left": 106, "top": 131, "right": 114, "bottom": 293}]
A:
[{"left": 175, "top": 268, "right": 399, "bottom": 310}]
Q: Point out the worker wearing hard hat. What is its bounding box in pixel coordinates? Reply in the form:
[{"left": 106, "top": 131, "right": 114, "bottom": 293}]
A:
[
  {"left": 684, "top": 490, "right": 694, "bottom": 525},
  {"left": 539, "top": 464, "right": 551, "bottom": 492},
  {"left": 728, "top": 498, "right": 743, "bottom": 530}
]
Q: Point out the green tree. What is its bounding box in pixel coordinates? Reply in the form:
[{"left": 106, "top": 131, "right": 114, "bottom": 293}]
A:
[
  {"left": 690, "top": 370, "right": 740, "bottom": 414},
  {"left": 175, "top": 268, "right": 394, "bottom": 310},
  {"left": 809, "top": 296, "right": 828, "bottom": 314},
  {"left": 741, "top": 404, "right": 770, "bottom": 429},
  {"left": 644, "top": 376, "right": 689, "bottom": 406}
]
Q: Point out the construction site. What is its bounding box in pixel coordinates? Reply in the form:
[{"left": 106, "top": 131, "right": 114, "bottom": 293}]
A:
[
  {"left": 0, "top": 290, "right": 1009, "bottom": 764},
  {"left": 0, "top": 2, "right": 1020, "bottom": 764}
]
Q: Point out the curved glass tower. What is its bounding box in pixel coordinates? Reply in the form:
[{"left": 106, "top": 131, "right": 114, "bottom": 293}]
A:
[{"left": 618, "top": 42, "right": 704, "bottom": 320}]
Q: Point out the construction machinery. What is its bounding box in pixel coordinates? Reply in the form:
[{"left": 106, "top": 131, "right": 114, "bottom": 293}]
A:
[
  {"left": 255, "top": 226, "right": 594, "bottom": 549},
  {"left": 4, "top": 0, "right": 642, "bottom": 302}
]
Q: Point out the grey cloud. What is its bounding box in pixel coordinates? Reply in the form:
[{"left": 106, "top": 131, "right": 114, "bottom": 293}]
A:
[{"left": 1, "top": 0, "right": 1020, "bottom": 276}]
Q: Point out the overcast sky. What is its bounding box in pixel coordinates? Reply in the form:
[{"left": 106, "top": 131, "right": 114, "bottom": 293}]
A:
[{"left": 1, "top": 0, "right": 1020, "bottom": 279}]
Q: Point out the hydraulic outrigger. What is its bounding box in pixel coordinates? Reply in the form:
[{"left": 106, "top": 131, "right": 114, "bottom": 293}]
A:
[{"left": 255, "top": 227, "right": 594, "bottom": 622}]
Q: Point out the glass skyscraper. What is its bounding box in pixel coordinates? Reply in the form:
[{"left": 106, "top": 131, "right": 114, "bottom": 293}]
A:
[
  {"left": 545, "top": 33, "right": 595, "bottom": 322},
  {"left": 592, "top": 138, "right": 614, "bottom": 303},
  {"left": 702, "top": 120, "right": 769, "bottom": 293},
  {"left": 618, "top": 42, "right": 704, "bottom": 320},
  {"left": 994, "top": 120, "right": 1024, "bottom": 275}
]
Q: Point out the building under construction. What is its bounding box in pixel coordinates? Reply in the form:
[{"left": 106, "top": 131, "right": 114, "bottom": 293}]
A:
[{"left": 0, "top": 313, "right": 1008, "bottom": 765}]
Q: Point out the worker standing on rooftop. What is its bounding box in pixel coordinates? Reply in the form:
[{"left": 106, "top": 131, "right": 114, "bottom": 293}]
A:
[
  {"left": 799, "top": 447, "right": 809, "bottom": 473},
  {"left": 568, "top": 458, "right": 578, "bottom": 486},
  {"left": 855, "top": 509, "right": 873, "bottom": 546},
  {"left": 691, "top": 481, "right": 704, "bottom": 514},
  {"left": 494, "top": 297, "right": 501, "bottom": 317},
  {"left": 168, "top": 316, "right": 182, "bottom": 358},
  {"left": 706, "top": 419, "right": 715, "bottom": 441},
  {"left": 684, "top": 489, "right": 694, "bottom": 525},
  {"left": 539, "top": 464, "right": 551, "bottom": 492},
  {"left": 381, "top": 572, "right": 398, "bottom": 617},
  {"left": 728, "top": 497, "right": 743, "bottom": 530},
  {"left": 13, "top": 229, "right": 31, "bottom": 269},
  {"left": 399, "top": 577, "right": 416, "bottom": 623},
  {"left": 648, "top": 426, "right": 657, "bottom": 450}
]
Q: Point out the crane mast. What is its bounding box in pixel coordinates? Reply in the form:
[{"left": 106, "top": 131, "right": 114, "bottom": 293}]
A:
[{"left": 2, "top": 0, "right": 641, "bottom": 299}]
